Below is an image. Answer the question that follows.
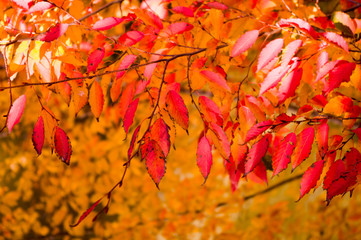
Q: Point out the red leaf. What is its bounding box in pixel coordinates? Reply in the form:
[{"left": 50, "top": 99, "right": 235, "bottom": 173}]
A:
[
  {"left": 128, "top": 125, "right": 141, "bottom": 160},
  {"left": 278, "top": 68, "right": 302, "bottom": 104},
  {"left": 116, "top": 83, "right": 135, "bottom": 119},
  {"left": 299, "top": 160, "right": 324, "bottom": 200},
  {"left": 200, "top": 70, "right": 231, "bottom": 92},
  {"left": 26, "top": 1, "right": 53, "bottom": 13},
  {"left": 54, "top": 126, "right": 72, "bottom": 165},
  {"left": 316, "top": 121, "right": 329, "bottom": 158},
  {"left": 37, "top": 23, "right": 68, "bottom": 42},
  {"left": 231, "top": 30, "right": 259, "bottom": 57},
  {"left": 162, "top": 22, "right": 193, "bottom": 37},
  {"left": 315, "top": 60, "right": 340, "bottom": 82},
  {"left": 292, "top": 127, "right": 315, "bottom": 171},
  {"left": 197, "top": 135, "right": 213, "bottom": 182},
  {"left": 209, "top": 122, "right": 231, "bottom": 159},
  {"left": 248, "top": 161, "right": 268, "bottom": 184},
  {"left": 198, "top": 96, "right": 223, "bottom": 125},
  {"left": 323, "top": 62, "right": 355, "bottom": 94},
  {"left": 281, "top": 39, "right": 303, "bottom": 66},
  {"left": 11, "top": 0, "right": 33, "bottom": 10},
  {"left": 278, "top": 18, "right": 319, "bottom": 39},
  {"left": 87, "top": 47, "right": 105, "bottom": 73},
  {"left": 353, "top": 128, "right": 361, "bottom": 140},
  {"left": 324, "top": 159, "right": 345, "bottom": 190},
  {"left": 32, "top": 116, "right": 44, "bottom": 155},
  {"left": 7, "top": 94, "right": 26, "bottom": 133},
  {"left": 144, "top": 48, "right": 169, "bottom": 81},
  {"left": 116, "top": 55, "right": 137, "bottom": 79},
  {"left": 207, "top": 2, "right": 228, "bottom": 10},
  {"left": 172, "top": 6, "right": 194, "bottom": 17},
  {"left": 259, "top": 64, "right": 291, "bottom": 96},
  {"left": 149, "top": 118, "right": 170, "bottom": 157},
  {"left": 224, "top": 156, "right": 243, "bottom": 192},
  {"left": 245, "top": 134, "right": 271, "bottom": 174},
  {"left": 89, "top": 81, "right": 104, "bottom": 120},
  {"left": 245, "top": 120, "right": 273, "bottom": 143},
  {"left": 141, "top": 140, "right": 166, "bottom": 188},
  {"left": 92, "top": 17, "right": 124, "bottom": 31},
  {"left": 118, "top": 31, "right": 144, "bottom": 46},
  {"left": 322, "top": 31, "right": 349, "bottom": 52},
  {"left": 257, "top": 38, "right": 283, "bottom": 72},
  {"left": 70, "top": 197, "right": 103, "bottom": 227},
  {"left": 166, "top": 90, "right": 189, "bottom": 130},
  {"left": 272, "top": 132, "right": 297, "bottom": 176},
  {"left": 123, "top": 98, "right": 139, "bottom": 134}
]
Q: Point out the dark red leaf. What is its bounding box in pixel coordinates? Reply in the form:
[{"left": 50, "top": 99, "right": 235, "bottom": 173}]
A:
[
  {"left": 299, "top": 160, "right": 324, "bottom": 200},
  {"left": 54, "top": 126, "right": 72, "bottom": 165},
  {"left": 245, "top": 134, "right": 271, "bottom": 174},
  {"left": 32, "top": 116, "right": 44, "bottom": 155}
]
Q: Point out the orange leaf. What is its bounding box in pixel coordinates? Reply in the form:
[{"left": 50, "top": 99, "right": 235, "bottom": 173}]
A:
[{"left": 89, "top": 81, "right": 104, "bottom": 120}]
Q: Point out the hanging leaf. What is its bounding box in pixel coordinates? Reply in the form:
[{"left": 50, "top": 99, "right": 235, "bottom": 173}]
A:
[
  {"left": 200, "top": 70, "right": 231, "bottom": 92},
  {"left": 245, "top": 134, "right": 271, "bottom": 174},
  {"left": 32, "top": 116, "right": 45, "bottom": 156},
  {"left": 231, "top": 30, "right": 259, "bottom": 57},
  {"left": 7, "top": 94, "right": 26, "bottom": 133},
  {"left": 198, "top": 96, "right": 223, "bottom": 126},
  {"left": 224, "top": 157, "right": 243, "bottom": 192},
  {"left": 244, "top": 120, "right": 273, "bottom": 143},
  {"left": 272, "top": 132, "right": 297, "bottom": 176},
  {"left": 116, "top": 55, "right": 137, "bottom": 79},
  {"left": 259, "top": 64, "right": 291, "bottom": 96},
  {"left": 141, "top": 140, "right": 166, "bottom": 188},
  {"left": 166, "top": 90, "right": 189, "bottom": 131},
  {"left": 70, "top": 197, "right": 103, "bottom": 227},
  {"left": 298, "top": 160, "right": 324, "bottom": 200},
  {"left": 149, "top": 118, "right": 170, "bottom": 157},
  {"left": 317, "top": 51, "right": 329, "bottom": 72},
  {"left": 123, "top": 98, "right": 139, "bottom": 134},
  {"left": 197, "top": 135, "right": 213, "bottom": 182},
  {"left": 292, "top": 127, "right": 315, "bottom": 171},
  {"left": 89, "top": 81, "right": 104, "bottom": 120},
  {"left": 248, "top": 161, "right": 268, "bottom": 185},
  {"left": 118, "top": 31, "right": 144, "bottom": 47},
  {"left": 92, "top": 17, "right": 124, "bottom": 31},
  {"left": 128, "top": 125, "right": 141, "bottom": 160},
  {"left": 322, "top": 31, "right": 349, "bottom": 52},
  {"left": 87, "top": 47, "right": 105, "bottom": 73},
  {"left": 257, "top": 38, "right": 284, "bottom": 72},
  {"left": 37, "top": 23, "right": 68, "bottom": 42},
  {"left": 323, "top": 61, "right": 355, "bottom": 94},
  {"left": 209, "top": 122, "right": 231, "bottom": 159},
  {"left": 54, "top": 126, "right": 72, "bottom": 165},
  {"left": 316, "top": 121, "right": 329, "bottom": 158}
]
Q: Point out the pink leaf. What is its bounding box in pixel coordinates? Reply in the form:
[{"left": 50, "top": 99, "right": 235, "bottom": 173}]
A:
[
  {"left": 278, "top": 68, "right": 302, "bottom": 104},
  {"left": 116, "top": 55, "right": 137, "bottom": 79},
  {"left": 315, "top": 60, "right": 340, "bottom": 82},
  {"left": 299, "top": 160, "right": 324, "bottom": 200},
  {"left": 26, "top": 1, "right": 53, "bottom": 13},
  {"left": 278, "top": 18, "right": 319, "bottom": 39},
  {"left": 92, "top": 17, "right": 124, "bottom": 31},
  {"left": 200, "top": 70, "right": 231, "bottom": 92},
  {"left": 292, "top": 127, "right": 315, "bottom": 171},
  {"left": 197, "top": 135, "right": 213, "bottom": 182},
  {"left": 257, "top": 38, "right": 283, "bottom": 72},
  {"left": 54, "top": 126, "right": 72, "bottom": 165},
  {"left": 118, "top": 31, "right": 144, "bottom": 46},
  {"left": 162, "top": 22, "right": 193, "bottom": 37},
  {"left": 32, "top": 116, "right": 44, "bottom": 156},
  {"left": 198, "top": 96, "right": 223, "bottom": 126},
  {"left": 11, "top": 0, "right": 33, "bottom": 10},
  {"left": 245, "top": 120, "right": 273, "bottom": 143},
  {"left": 317, "top": 51, "right": 329, "bottom": 72},
  {"left": 87, "top": 47, "right": 105, "bottom": 73},
  {"left": 123, "top": 98, "right": 139, "bottom": 134},
  {"left": 37, "top": 23, "right": 68, "bottom": 42},
  {"left": 166, "top": 90, "right": 189, "bottom": 130},
  {"left": 7, "top": 95, "right": 26, "bottom": 133},
  {"left": 281, "top": 39, "right": 303, "bottom": 66},
  {"left": 245, "top": 134, "right": 271, "bottom": 174},
  {"left": 231, "top": 30, "right": 259, "bottom": 57},
  {"left": 259, "top": 64, "right": 291, "bottom": 96},
  {"left": 322, "top": 31, "right": 349, "bottom": 52},
  {"left": 272, "top": 132, "right": 297, "bottom": 176},
  {"left": 172, "top": 6, "right": 194, "bottom": 17}
]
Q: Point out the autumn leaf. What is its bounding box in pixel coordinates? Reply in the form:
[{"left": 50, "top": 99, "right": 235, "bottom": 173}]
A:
[
  {"left": 200, "top": 70, "right": 231, "bottom": 92},
  {"left": 257, "top": 38, "right": 283, "bottom": 72},
  {"left": 231, "top": 30, "right": 259, "bottom": 57},
  {"left": 141, "top": 140, "right": 166, "bottom": 188},
  {"left": 26, "top": 1, "right": 54, "bottom": 14},
  {"left": 166, "top": 90, "right": 189, "bottom": 131},
  {"left": 272, "top": 132, "right": 297, "bottom": 177},
  {"left": 322, "top": 31, "right": 349, "bottom": 52},
  {"left": 87, "top": 48, "right": 105, "bottom": 73},
  {"left": 37, "top": 23, "right": 68, "bottom": 42},
  {"left": 89, "top": 81, "right": 104, "bottom": 120},
  {"left": 209, "top": 122, "right": 231, "bottom": 160},
  {"left": 292, "top": 127, "right": 315, "bottom": 171},
  {"left": 32, "top": 116, "right": 44, "bottom": 156},
  {"left": 281, "top": 39, "right": 303, "bottom": 66},
  {"left": 54, "top": 126, "right": 72, "bottom": 165},
  {"left": 245, "top": 134, "right": 271, "bottom": 175},
  {"left": 128, "top": 125, "right": 141, "bottom": 160},
  {"left": 149, "top": 118, "right": 170, "bottom": 157},
  {"left": 7, "top": 94, "right": 26, "bottom": 133},
  {"left": 198, "top": 96, "right": 223, "bottom": 125},
  {"left": 298, "top": 160, "right": 324, "bottom": 200},
  {"left": 278, "top": 18, "right": 319, "bottom": 39},
  {"left": 172, "top": 6, "right": 194, "bottom": 17},
  {"left": 123, "top": 98, "right": 139, "bottom": 134},
  {"left": 244, "top": 120, "right": 273, "bottom": 143},
  {"left": 197, "top": 135, "right": 213, "bottom": 182},
  {"left": 92, "top": 17, "right": 125, "bottom": 31},
  {"left": 323, "top": 96, "right": 353, "bottom": 116}
]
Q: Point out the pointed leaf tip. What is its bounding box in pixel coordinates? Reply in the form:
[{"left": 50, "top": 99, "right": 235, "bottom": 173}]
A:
[
  {"left": 32, "top": 116, "right": 45, "bottom": 155},
  {"left": 54, "top": 126, "right": 72, "bottom": 165},
  {"left": 7, "top": 94, "right": 26, "bottom": 133},
  {"left": 197, "top": 136, "right": 213, "bottom": 182}
]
